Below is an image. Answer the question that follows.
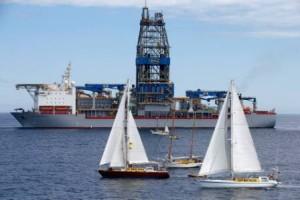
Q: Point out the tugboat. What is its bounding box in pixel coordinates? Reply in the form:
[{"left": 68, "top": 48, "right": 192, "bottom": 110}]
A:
[{"left": 98, "top": 82, "right": 169, "bottom": 179}]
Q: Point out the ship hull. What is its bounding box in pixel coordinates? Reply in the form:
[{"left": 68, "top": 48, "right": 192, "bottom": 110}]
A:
[
  {"left": 11, "top": 112, "right": 276, "bottom": 128},
  {"left": 98, "top": 169, "right": 169, "bottom": 179}
]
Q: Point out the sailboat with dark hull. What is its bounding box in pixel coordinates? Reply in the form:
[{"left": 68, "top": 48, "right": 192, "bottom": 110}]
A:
[{"left": 98, "top": 82, "right": 169, "bottom": 179}]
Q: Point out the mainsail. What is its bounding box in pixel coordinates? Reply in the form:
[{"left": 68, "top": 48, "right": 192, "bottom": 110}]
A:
[
  {"left": 199, "top": 91, "right": 231, "bottom": 176},
  {"left": 231, "top": 83, "right": 262, "bottom": 173},
  {"left": 99, "top": 86, "right": 127, "bottom": 167}
]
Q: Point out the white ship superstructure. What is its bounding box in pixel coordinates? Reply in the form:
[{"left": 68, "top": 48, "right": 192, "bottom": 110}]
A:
[{"left": 16, "top": 64, "right": 76, "bottom": 115}]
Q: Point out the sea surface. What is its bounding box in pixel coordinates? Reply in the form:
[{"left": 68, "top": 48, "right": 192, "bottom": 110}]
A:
[{"left": 0, "top": 113, "right": 300, "bottom": 200}]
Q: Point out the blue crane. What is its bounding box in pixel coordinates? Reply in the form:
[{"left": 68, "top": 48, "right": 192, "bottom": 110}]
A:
[{"left": 76, "top": 84, "right": 125, "bottom": 93}]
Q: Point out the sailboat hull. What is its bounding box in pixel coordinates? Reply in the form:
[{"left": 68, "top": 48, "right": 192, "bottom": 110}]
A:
[
  {"left": 165, "top": 156, "right": 202, "bottom": 168},
  {"left": 98, "top": 169, "right": 170, "bottom": 179},
  {"left": 151, "top": 130, "right": 169, "bottom": 136},
  {"left": 198, "top": 179, "right": 278, "bottom": 188},
  {"left": 166, "top": 162, "right": 201, "bottom": 168}
]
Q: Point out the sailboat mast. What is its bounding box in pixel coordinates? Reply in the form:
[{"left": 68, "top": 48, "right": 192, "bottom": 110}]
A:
[
  {"left": 124, "top": 86, "right": 129, "bottom": 169},
  {"left": 189, "top": 111, "right": 196, "bottom": 159},
  {"left": 230, "top": 82, "right": 234, "bottom": 178},
  {"left": 167, "top": 109, "right": 175, "bottom": 160}
]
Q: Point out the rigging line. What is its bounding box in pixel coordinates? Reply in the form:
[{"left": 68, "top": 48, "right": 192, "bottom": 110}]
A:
[
  {"left": 274, "top": 134, "right": 280, "bottom": 170},
  {"left": 154, "top": 133, "right": 165, "bottom": 161},
  {"left": 189, "top": 111, "right": 196, "bottom": 158}
]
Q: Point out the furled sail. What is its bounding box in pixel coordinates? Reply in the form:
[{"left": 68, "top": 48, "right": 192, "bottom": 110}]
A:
[
  {"left": 199, "top": 91, "right": 231, "bottom": 176},
  {"left": 231, "top": 83, "right": 262, "bottom": 173},
  {"left": 99, "top": 86, "right": 127, "bottom": 167}
]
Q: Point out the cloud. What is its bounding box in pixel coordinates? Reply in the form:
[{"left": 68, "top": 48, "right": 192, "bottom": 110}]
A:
[
  {"left": 4, "top": 0, "right": 170, "bottom": 7},
  {"left": 248, "top": 31, "right": 300, "bottom": 38},
  {"left": 3, "top": 0, "right": 300, "bottom": 37}
]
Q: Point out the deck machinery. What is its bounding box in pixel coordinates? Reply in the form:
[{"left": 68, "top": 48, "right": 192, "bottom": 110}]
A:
[{"left": 135, "top": 6, "right": 174, "bottom": 117}]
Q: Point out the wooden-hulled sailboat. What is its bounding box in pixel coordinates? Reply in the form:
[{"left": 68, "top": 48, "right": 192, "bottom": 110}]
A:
[
  {"left": 164, "top": 111, "right": 202, "bottom": 168},
  {"left": 193, "top": 81, "right": 278, "bottom": 188},
  {"left": 98, "top": 83, "right": 169, "bottom": 179}
]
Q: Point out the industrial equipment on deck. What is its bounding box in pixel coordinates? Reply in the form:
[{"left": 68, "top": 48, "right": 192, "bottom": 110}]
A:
[{"left": 135, "top": 6, "right": 174, "bottom": 117}]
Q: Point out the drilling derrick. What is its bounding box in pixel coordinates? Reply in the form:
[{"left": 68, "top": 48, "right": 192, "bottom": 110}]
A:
[{"left": 136, "top": 6, "right": 174, "bottom": 117}]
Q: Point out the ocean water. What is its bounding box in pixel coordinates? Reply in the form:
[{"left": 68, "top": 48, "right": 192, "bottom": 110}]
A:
[{"left": 0, "top": 113, "right": 300, "bottom": 200}]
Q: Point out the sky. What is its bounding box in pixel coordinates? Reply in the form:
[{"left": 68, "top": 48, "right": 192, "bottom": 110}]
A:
[{"left": 0, "top": 0, "right": 299, "bottom": 113}]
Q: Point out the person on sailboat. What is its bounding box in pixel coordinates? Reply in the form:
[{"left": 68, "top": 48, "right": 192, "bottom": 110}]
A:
[{"left": 268, "top": 167, "right": 280, "bottom": 181}]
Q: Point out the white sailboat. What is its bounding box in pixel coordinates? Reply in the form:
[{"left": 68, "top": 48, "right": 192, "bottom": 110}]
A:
[
  {"left": 151, "top": 125, "right": 170, "bottom": 136},
  {"left": 193, "top": 81, "right": 278, "bottom": 188},
  {"left": 98, "top": 82, "right": 169, "bottom": 179}
]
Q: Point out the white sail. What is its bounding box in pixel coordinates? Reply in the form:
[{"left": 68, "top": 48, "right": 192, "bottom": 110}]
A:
[
  {"left": 199, "top": 91, "right": 231, "bottom": 176},
  {"left": 110, "top": 130, "right": 126, "bottom": 167},
  {"left": 231, "top": 83, "right": 262, "bottom": 173},
  {"left": 100, "top": 80, "right": 151, "bottom": 168},
  {"left": 127, "top": 111, "right": 149, "bottom": 164},
  {"left": 188, "top": 105, "right": 194, "bottom": 113},
  {"left": 164, "top": 126, "right": 169, "bottom": 133},
  {"left": 99, "top": 86, "right": 127, "bottom": 167}
]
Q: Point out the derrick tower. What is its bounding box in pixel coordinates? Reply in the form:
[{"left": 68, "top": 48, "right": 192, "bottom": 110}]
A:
[{"left": 135, "top": 6, "right": 174, "bottom": 116}]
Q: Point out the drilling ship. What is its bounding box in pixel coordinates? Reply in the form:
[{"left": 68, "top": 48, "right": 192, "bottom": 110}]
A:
[{"left": 11, "top": 6, "right": 276, "bottom": 128}]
